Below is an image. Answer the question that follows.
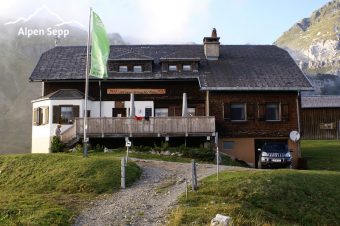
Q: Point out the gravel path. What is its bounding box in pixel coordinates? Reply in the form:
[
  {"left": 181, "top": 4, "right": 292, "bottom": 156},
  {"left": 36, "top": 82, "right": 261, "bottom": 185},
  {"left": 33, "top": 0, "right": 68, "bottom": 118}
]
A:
[{"left": 74, "top": 159, "right": 247, "bottom": 226}]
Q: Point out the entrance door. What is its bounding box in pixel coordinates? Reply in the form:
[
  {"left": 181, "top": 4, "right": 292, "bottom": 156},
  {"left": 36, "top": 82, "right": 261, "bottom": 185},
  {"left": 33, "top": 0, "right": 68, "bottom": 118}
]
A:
[{"left": 112, "top": 108, "right": 126, "bottom": 117}]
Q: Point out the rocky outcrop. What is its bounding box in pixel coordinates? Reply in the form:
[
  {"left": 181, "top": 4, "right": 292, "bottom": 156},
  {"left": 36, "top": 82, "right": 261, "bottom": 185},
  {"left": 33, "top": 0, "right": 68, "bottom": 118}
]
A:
[{"left": 275, "top": 0, "right": 340, "bottom": 76}]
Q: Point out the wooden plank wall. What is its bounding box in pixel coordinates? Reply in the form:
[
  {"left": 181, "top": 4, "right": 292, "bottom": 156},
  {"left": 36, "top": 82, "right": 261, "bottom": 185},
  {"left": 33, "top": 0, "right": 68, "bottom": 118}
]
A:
[{"left": 301, "top": 108, "right": 340, "bottom": 140}]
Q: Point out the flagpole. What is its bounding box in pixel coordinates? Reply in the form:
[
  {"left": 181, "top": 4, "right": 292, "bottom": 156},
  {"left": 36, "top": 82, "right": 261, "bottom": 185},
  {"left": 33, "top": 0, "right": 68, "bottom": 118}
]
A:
[{"left": 83, "top": 7, "right": 92, "bottom": 157}]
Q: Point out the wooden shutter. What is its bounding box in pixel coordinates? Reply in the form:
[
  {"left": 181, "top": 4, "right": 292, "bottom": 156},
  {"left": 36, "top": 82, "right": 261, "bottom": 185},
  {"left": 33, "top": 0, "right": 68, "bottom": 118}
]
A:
[
  {"left": 168, "top": 106, "right": 175, "bottom": 117},
  {"left": 247, "top": 103, "right": 255, "bottom": 120},
  {"left": 33, "top": 108, "right": 39, "bottom": 126},
  {"left": 73, "top": 105, "right": 80, "bottom": 118},
  {"left": 258, "top": 104, "right": 266, "bottom": 121},
  {"left": 281, "top": 103, "right": 289, "bottom": 122},
  {"left": 224, "top": 103, "right": 230, "bottom": 120},
  {"left": 174, "top": 106, "right": 182, "bottom": 116},
  {"left": 53, "top": 106, "right": 61, "bottom": 124},
  {"left": 43, "top": 107, "right": 49, "bottom": 124}
]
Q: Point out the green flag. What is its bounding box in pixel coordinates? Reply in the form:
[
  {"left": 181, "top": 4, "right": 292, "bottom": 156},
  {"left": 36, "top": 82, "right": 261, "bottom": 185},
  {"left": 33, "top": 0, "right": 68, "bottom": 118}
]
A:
[{"left": 90, "top": 11, "right": 110, "bottom": 79}]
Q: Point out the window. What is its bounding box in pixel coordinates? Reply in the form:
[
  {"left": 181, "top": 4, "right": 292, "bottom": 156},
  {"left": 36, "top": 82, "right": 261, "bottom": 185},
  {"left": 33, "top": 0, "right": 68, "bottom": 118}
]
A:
[
  {"left": 223, "top": 141, "right": 234, "bottom": 150},
  {"left": 53, "top": 105, "right": 79, "bottom": 124},
  {"left": 60, "top": 106, "right": 73, "bottom": 124},
  {"left": 119, "top": 65, "right": 128, "bottom": 72},
  {"left": 266, "top": 103, "right": 280, "bottom": 121},
  {"left": 133, "top": 65, "right": 142, "bottom": 73},
  {"left": 33, "top": 107, "right": 49, "bottom": 126},
  {"left": 183, "top": 65, "right": 191, "bottom": 71},
  {"left": 168, "top": 65, "right": 177, "bottom": 71},
  {"left": 187, "top": 108, "right": 196, "bottom": 116},
  {"left": 230, "top": 103, "right": 246, "bottom": 121},
  {"left": 155, "top": 108, "right": 168, "bottom": 117},
  {"left": 145, "top": 108, "right": 152, "bottom": 117}
]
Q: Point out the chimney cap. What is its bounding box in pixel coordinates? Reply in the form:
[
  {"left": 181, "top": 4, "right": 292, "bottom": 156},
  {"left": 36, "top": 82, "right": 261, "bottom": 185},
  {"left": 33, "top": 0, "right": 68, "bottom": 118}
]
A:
[
  {"left": 203, "top": 28, "right": 220, "bottom": 43},
  {"left": 211, "top": 28, "right": 217, "bottom": 38}
]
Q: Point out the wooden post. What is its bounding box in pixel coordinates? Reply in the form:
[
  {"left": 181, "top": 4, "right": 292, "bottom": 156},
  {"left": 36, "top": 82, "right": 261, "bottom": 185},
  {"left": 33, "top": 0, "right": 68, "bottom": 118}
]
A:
[
  {"left": 191, "top": 159, "right": 197, "bottom": 191},
  {"left": 185, "top": 180, "right": 188, "bottom": 200},
  {"left": 215, "top": 132, "right": 219, "bottom": 181},
  {"left": 126, "top": 146, "right": 129, "bottom": 161},
  {"left": 121, "top": 157, "right": 126, "bottom": 189},
  {"left": 205, "top": 90, "right": 210, "bottom": 116}
]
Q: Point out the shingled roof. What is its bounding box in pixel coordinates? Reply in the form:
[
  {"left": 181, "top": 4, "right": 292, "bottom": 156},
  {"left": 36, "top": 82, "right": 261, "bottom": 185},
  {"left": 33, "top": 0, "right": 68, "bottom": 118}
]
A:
[
  {"left": 30, "top": 45, "right": 313, "bottom": 91},
  {"left": 32, "top": 89, "right": 94, "bottom": 102},
  {"left": 301, "top": 95, "right": 340, "bottom": 108}
]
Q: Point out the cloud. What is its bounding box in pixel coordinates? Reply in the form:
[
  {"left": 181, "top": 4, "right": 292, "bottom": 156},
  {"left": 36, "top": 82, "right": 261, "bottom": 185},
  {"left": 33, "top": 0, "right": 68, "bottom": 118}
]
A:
[
  {"left": 132, "top": 0, "right": 213, "bottom": 43},
  {"left": 0, "top": 0, "right": 213, "bottom": 43}
]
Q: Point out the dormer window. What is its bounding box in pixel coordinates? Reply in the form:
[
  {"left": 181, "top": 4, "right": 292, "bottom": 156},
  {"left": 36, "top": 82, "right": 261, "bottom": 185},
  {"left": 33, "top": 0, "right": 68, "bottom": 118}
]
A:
[
  {"left": 169, "top": 65, "right": 177, "bottom": 71},
  {"left": 183, "top": 65, "right": 191, "bottom": 71},
  {"left": 133, "top": 65, "right": 142, "bottom": 73},
  {"left": 119, "top": 66, "right": 128, "bottom": 72}
]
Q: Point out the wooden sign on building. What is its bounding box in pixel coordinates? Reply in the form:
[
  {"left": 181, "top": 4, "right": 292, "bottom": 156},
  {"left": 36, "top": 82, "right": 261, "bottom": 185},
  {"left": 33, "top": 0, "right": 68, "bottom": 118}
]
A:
[{"left": 107, "top": 88, "right": 166, "bottom": 95}]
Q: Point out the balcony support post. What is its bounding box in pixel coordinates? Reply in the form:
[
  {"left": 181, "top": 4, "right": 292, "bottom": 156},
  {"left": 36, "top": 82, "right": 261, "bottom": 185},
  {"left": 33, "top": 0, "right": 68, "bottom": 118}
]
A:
[{"left": 205, "top": 90, "right": 210, "bottom": 116}]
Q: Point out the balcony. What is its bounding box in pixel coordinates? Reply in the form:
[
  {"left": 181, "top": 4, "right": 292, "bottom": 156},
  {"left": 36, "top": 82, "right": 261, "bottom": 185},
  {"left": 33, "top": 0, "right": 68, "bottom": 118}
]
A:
[{"left": 61, "top": 116, "right": 215, "bottom": 143}]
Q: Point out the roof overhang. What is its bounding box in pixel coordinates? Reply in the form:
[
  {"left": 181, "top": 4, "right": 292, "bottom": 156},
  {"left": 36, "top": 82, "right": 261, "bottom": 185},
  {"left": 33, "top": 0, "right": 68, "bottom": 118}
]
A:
[{"left": 200, "top": 86, "right": 314, "bottom": 91}]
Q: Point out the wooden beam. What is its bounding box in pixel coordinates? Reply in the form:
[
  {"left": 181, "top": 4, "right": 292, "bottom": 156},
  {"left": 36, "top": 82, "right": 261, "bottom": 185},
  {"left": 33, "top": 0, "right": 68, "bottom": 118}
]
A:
[{"left": 205, "top": 90, "right": 210, "bottom": 116}]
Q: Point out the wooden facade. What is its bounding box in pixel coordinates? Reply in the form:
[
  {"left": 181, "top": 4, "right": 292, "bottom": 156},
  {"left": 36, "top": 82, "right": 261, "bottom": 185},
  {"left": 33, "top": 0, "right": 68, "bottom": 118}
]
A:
[
  {"left": 210, "top": 91, "right": 299, "bottom": 138},
  {"left": 301, "top": 108, "right": 340, "bottom": 140}
]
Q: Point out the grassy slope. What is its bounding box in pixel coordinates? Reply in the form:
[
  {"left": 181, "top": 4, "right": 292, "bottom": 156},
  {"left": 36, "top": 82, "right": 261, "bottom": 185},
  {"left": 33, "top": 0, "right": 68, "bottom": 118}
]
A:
[
  {"left": 0, "top": 154, "right": 140, "bottom": 225},
  {"left": 169, "top": 170, "right": 340, "bottom": 226},
  {"left": 301, "top": 140, "right": 340, "bottom": 171},
  {"left": 97, "top": 151, "right": 247, "bottom": 167},
  {"left": 169, "top": 140, "right": 340, "bottom": 225}
]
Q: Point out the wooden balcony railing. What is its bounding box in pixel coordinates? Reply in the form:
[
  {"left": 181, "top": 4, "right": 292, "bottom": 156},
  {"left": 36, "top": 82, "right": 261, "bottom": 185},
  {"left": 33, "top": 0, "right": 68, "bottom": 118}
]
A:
[{"left": 73, "top": 116, "right": 215, "bottom": 137}]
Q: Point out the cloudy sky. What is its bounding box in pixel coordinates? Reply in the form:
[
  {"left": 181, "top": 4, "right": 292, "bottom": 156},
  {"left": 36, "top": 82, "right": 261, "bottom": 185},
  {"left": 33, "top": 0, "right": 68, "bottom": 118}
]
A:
[{"left": 0, "top": 0, "right": 331, "bottom": 44}]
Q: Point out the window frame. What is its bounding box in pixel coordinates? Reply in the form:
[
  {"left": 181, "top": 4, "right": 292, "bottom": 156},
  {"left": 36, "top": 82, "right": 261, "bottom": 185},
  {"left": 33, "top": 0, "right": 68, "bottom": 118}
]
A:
[
  {"left": 133, "top": 65, "right": 143, "bottom": 73},
  {"left": 119, "top": 65, "right": 128, "bottom": 73},
  {"left": 168, "top": 65, "right": 177, "bottom": 72},
  {"left": 265, "top": 103, "right": 281, "bottom": 122},
  {"left": 145, "top": 108, "right": 153, "bottom": 117},
  {"left": 182, "top": 64, "right": 191, "bottom": 71},
  {"left": 230, "top": 103, "right": 247, "bottom": 122},
  {"left": 33, "top": 106, "right": 49, "bottom": 126},
  {"left": 155, "top": 108, "right": 168, "bottom": 117},
  {"left": 52, "top": 105, "right": 79, "bottom": 124},
  {"left": 223, "top": 141, "right": 235, "bottom": 150},
  {"left": 60, "top": 105, "right": 74, "bottom": 125}
]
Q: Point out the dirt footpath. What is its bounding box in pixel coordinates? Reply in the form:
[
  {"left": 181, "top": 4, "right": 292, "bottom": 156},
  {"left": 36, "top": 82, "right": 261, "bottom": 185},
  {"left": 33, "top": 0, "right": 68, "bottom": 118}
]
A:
[{"left": 74, "top": 159, "right": 247, "bottom": 226}]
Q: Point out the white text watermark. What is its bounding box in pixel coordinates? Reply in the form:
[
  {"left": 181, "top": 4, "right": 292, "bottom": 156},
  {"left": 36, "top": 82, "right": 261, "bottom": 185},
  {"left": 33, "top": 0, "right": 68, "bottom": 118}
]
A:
[{"left": 18, "top": 27, "right": 70, "bottom": 38}]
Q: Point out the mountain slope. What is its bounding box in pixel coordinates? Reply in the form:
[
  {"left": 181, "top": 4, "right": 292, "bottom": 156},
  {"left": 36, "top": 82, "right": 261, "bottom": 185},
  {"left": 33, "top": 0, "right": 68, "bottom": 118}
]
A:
[
  {"left": 275, "top": 0, "right": 340, "bottom": 75},
  {"left": 0, "top": 16, "right": 124, "bottom": 153}
]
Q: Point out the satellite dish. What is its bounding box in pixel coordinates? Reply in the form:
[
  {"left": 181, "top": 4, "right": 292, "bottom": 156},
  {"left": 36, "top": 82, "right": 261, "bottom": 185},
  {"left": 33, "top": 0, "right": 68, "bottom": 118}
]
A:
[{"left": 289, "top": 131, "right": 300, "bottom": 142}]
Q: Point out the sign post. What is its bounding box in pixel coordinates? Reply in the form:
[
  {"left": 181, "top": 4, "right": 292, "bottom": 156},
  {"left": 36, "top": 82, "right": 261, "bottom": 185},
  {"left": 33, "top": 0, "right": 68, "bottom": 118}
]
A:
[
  {"left": 121, "top": 157, "right": 126, "bottom": 189},
  {"left": 215, "top": 132, "right": 219, "bottom": 181},
  {"left": 125, "top": 139, "right": 131, "bottom": 161}
]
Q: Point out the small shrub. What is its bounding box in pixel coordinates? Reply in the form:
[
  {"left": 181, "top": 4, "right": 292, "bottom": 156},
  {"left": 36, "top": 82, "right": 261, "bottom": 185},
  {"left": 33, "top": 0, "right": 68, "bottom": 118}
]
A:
[
  {"left": 182, "top": 147, "right": 215, "bottom": 161},
  {"left": 178, "top": 144, "right": 188, "bottom": 154},
  {"left": 132, "top": 145, "right": 151, "bottom": 152},
  {"left": 94, "top": 144, "right": 104, "bottom": 152},
  {"left": 153, "top": 142, "right": 169, "bottom": 152},
  {"left": 74, "top": 144, "right": 82, "bottom": 153},
  {"left": 50, "top": 136, "right": 65, "bottom": 153}
]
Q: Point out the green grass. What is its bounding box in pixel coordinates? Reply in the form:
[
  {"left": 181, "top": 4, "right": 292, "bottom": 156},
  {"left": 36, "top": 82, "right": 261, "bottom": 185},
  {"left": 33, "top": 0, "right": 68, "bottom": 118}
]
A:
[
  {"left": 0, "top": 154, "right": 140, "bottom": 225},
  {"left": 301, "top": 140, "right": 340, "bottom": 171},
  {"left": 168, "top": 170, "right": 340, "bottom": 226},
  {"left": 91, "top": 150, "right": 248, "bottom": 167}
]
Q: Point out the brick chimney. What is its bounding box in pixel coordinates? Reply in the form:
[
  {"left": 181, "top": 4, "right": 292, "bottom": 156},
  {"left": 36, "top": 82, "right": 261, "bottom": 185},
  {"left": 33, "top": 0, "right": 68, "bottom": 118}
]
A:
[{"left": 203, "top": 28, "right": 220, "bottom": 60}]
